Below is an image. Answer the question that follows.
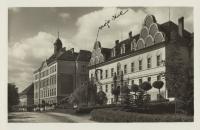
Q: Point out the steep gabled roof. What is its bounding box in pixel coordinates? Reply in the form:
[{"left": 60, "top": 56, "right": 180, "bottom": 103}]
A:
[
  {"left": 89, "top": 17, "right": 193, "bottom": 68},
  {"left": 19, "top": 83, "right": 34, "bottom": 96},
  {"left": 76, "top": 50, "right": 91, "bottom": 62}
]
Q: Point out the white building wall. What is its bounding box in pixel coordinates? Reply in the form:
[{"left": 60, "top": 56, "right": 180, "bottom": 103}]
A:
[{"left": 89, "top": 47, "right": 166, "bottom": 104}]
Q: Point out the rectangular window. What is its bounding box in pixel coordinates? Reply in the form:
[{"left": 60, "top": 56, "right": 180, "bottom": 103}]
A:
[
  {"left": 157, "top": 55, "right": 161, "bottom": 66},
  {"left": 105, "top": 70, "right": 108, "bottom": 78},
  {"left": 111, "top": 68, "right": 114, "bottom": 77},
  {"left": 55, "top": 65, "right": 56, "bottom": 72},
  {"left": 100, "top": 70, "right": 103, "bottom": 80},
  {"left": 54, "top": 74, "right": 57, "bottom": 84},
  {"left": 139, "top": 60, "right": 142, "bottom": 70},
  {"left": 131, "top": 62, "right": 134, "bottom": 72},
  {"left": 120, "top": 44, "right": 125, "bottom": 54},
  {"left": 139, "top": 78, "right": 142, "bottom": 85},
  {"left": 91, "top": 73, "right": 93, "bottom": 78},
  {"left": 148, "top": 77, "right": 151, "bottom": 83},
  {"left": 124, "top": 64, "right": 127, "bottom": 74},
  {"left": 117, "top": 64, "right": 120, "bottom": 75},
  {"left": 157, "top": 75, "right": 161, "bottom": 81},
  {"left": 132, "top": 80, "right": 134, "bottom": 85},
  {"left": 105, "top": 85, "right": 108, "bottom": 92},
  {"left": 147, "top": 57, "right": 151, "bottom": 69},
  {"left": 82, "top": 65, "right": 86, "bottom": 72},
  {"left": 111, "top": 84, "right": 114, "bottom": 89},
  {"left": 131, "top": 42, "right": 134, "bottom": 51},
  {"left": 112, "top": 48, "right": 115, "bottom": 57}
]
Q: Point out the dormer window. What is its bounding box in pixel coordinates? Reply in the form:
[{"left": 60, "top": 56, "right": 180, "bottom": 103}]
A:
[
  {"left": 120, "top": 44, "right": 125, "bottom": 54},
  {"left": 111, "top": 48, "right": 116, "bottom": 57},
  {"left": 131, "top": 39, "right": 136, "bottom": 51}
]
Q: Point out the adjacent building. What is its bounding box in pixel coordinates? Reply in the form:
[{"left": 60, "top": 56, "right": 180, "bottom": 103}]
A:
[
  {"left": 88, "top": 15, "right": 193, "bottom": 104},
  {"left": 19, "top": 83, "right": 34, "bottom": 111},
  {"left": 33, "top": 36, "right": 91, "bottom": 105}
]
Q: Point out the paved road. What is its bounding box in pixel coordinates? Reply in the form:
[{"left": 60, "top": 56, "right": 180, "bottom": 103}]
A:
[{"left": 8, "top": 112, "right": 95, "bottom": 123}]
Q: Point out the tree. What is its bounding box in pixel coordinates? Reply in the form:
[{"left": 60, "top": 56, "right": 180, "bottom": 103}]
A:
[
  {"left": 112, "top": 86, "right": 120, "bottom": 104},
  {"left": 165, "top": 40, "right": 190, "bottom": 114},
  {"left": 69, "top": 80, "right": 98, "bottom": 107},
  {"left": 139, "top": 82, "right": 152, "bottom": 93},
  {"left": 121, "top": 84, "right": 131, "bottom": 105},
  {"left": 8, "top": 83, "right": 19, "bottom": 112},
  {"left": 152, "top": 81, "right": 164, "bottom": 96},
  {"left": 112, "top": 72, "right": 120, "bottom": 104},
  {"left": 96, "top": 90, "right": 107, "bottom": 105}
]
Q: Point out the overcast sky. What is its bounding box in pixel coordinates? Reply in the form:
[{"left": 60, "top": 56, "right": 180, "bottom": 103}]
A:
[{"left": 8, "top": 7, "right": 193, "bottom": 92}]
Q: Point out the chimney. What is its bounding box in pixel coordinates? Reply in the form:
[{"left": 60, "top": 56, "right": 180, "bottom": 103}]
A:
[
  {"left": 178, "top": 17, "right": 184, "bottom": 37},
  {"left": 70, "top": 48, "right": 74, "bottom": 53},
  {"left": 129, "top": 31, "right": 132, "bottom": 39},
  {"left": 115, "top": 40, "right": 119, "bottom": 46}
]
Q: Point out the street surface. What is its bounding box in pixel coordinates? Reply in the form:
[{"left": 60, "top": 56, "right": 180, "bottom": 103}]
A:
[{"left": 8, "top": 112, "right": 95, "bottom": 123}]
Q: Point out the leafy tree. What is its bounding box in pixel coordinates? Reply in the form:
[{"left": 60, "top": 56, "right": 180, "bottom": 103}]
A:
[
  {"left": 96, "top": 90, "right": 107, "bottom": 105},
  {"left": 152, "top": 81, "right": 164, "bottom": 96},
  {"left": 8, "top": 83, "right": 19, "bottom": 112},
  {"left": 140, "top": 82, "right": 152, "bottom": 93},
  {"left": 87, "top": 81, "right": 97, "bottom": 106},
  {"left": 112, "top": 86, "right": 120, "bottom": 104},
  {"left": 69, "top": 86, "right": 86, "bottom": 105},
  {"left": 165, "top": 40, "right": 190, "bottom": 114},
  {"left": 121, "top": 85, "right": 131, "bottom": 105},
  {"left": 112, "top": 72, "right": 120, "bottom": 104}
]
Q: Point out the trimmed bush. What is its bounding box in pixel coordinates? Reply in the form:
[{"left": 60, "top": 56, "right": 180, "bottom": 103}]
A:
[{"left": 91, "top": 109, "right": 193, "bottom": 122}]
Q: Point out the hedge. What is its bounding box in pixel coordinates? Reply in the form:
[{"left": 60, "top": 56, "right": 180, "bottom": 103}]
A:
[
  {"left": 124, "top": 101, "right": 176, "bottom": 114},
  {"left": 90, "top": 109, "right": 193, "bottom": 122}
]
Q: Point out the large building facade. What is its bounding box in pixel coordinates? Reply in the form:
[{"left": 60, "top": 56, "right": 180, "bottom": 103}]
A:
[
  {"left": 33, "top": 37, "right": 91, "bottom": 105},
  {"left": 88, "top": 15, "right": 193, "bottom": 104}
]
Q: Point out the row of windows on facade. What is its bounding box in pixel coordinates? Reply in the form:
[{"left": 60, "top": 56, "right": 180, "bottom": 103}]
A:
[
  {"left": 34, "top": 88, "right": 56, "bottom": 99},
  {"left": 34, "top": 65, "right": 57, "bottom": 80},
  {"left": 91, "top": 55, "right": 162, "bottom": 80},
  {"left": 34, "top": 74, "right": 57, "bottom": 89},
  {"left": 99, "top": 75, "right": 162, "bottom": 93},
  {"left": 111, "top": 40, "right": 141, "bottom": 57}
]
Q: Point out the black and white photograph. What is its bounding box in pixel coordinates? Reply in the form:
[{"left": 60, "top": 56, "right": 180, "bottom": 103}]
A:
[{"left": 7, "top": 6, "right": 194, "bottom": 123}]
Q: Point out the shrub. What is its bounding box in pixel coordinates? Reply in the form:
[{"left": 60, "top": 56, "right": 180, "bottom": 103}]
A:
[
  {"left": 96, "top": 91, "right": 107, "bottom": 105},
  {"left": 90, "top": 109, "right": 193, "bottom": 122}
]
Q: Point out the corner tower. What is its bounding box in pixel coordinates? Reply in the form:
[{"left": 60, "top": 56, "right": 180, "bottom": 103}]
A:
[{"left": 54, "top": 32, "right": 63, "bottom": 54}]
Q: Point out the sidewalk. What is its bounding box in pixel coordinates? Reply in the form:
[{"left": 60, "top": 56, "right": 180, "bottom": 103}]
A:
[{"left": 46, "top": 112, "right": 96, "bottom": 123}]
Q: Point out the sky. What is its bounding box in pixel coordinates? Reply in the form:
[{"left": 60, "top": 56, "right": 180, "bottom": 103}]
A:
[{"left": 8, "top": 7, "right": 193, "bottom": 92}]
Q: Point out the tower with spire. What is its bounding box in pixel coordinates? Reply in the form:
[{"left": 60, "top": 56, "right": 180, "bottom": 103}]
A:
[{"left": 54, "top": 32, "right": 63, "bottom": 54}]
